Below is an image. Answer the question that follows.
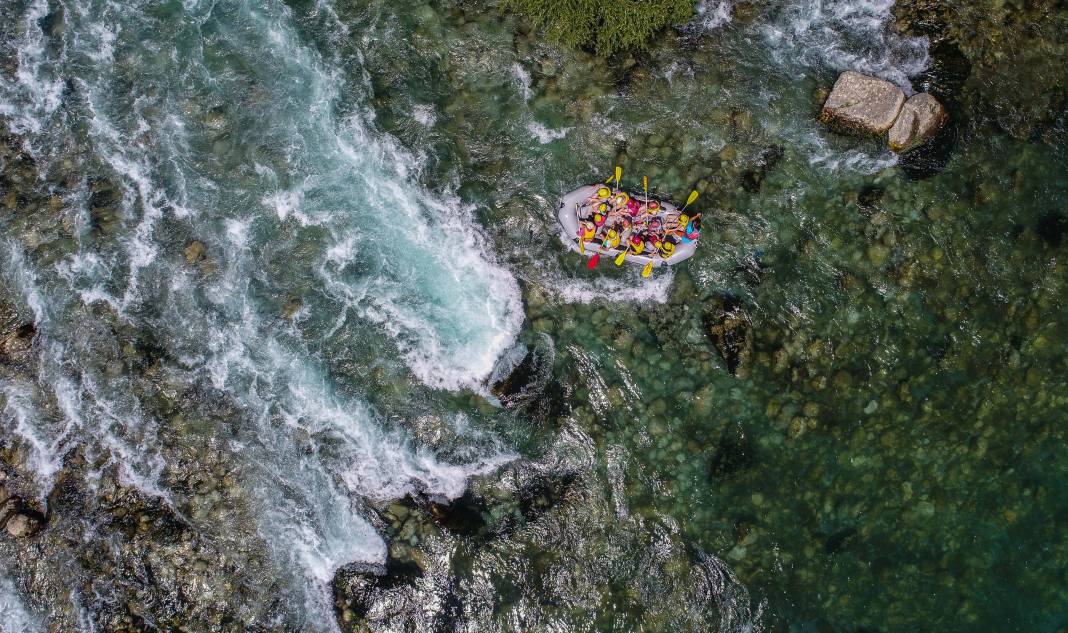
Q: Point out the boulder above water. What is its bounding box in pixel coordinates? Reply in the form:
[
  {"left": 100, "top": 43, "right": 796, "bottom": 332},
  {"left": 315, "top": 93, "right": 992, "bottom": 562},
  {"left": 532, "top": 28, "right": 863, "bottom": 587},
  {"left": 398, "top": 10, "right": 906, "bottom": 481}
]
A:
[
  {"left": 888, "top": 93, "right": 948, "bottom": 153},
  {"left": 820, "top": 71, "right": 906, "bottom": 135}
]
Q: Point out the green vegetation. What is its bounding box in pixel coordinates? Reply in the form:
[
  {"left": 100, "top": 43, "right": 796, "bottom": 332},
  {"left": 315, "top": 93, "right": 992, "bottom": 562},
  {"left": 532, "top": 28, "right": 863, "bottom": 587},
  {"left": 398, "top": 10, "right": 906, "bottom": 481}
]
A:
[{"left": 500, "top": 0, "right": 694, "bottom": 57}]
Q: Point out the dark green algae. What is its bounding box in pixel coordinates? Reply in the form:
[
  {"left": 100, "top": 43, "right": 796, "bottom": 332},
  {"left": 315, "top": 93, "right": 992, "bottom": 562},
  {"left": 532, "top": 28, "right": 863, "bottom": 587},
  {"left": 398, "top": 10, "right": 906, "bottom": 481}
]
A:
[{"left": 339, "top": 0, "right": 1068, "bottom": 631}]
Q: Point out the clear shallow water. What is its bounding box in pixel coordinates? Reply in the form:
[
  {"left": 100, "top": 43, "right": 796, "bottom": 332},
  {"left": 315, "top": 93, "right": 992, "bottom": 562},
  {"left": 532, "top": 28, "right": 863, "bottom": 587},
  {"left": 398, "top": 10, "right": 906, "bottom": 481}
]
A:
[{"left": 1, "top": 0, "right": 1067, "bottom": 631}]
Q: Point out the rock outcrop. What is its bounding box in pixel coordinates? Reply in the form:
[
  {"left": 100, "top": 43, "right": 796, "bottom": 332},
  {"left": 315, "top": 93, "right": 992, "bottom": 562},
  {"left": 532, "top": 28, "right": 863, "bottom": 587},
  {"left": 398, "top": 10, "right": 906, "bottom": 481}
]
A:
[
  {"left": 888, "top": 92, "right": 948, "bottom": 153},
  {"left": 821, "top": 71, "right": 950, "bottom": 155},
  {"left": 820, "top": 71, "right": 905, "bottom": 135}
]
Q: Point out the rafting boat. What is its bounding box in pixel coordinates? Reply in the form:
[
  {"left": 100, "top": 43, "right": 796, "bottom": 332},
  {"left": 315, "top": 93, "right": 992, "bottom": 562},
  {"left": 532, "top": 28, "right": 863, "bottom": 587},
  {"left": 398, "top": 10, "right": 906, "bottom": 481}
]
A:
[{"left": 557, "top": 184, "right": 699, "bottom": 269}]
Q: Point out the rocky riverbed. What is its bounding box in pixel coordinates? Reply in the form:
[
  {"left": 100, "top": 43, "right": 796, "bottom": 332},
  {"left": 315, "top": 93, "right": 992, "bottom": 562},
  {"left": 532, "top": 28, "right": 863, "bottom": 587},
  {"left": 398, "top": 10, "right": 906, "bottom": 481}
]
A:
[{"left": 2, "top": 0, "right": 1067, "bottom": 631}]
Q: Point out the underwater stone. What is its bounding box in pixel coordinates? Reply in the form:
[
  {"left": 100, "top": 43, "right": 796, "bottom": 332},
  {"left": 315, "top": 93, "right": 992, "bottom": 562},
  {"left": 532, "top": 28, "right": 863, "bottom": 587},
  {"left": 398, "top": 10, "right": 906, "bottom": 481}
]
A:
[
  {"left": 184, "top": 240, "right": 205, "bottom": 264},
  {"left": 0, "top": 322, "right": 35, "bottom": 365},
  {"left": 821, "top": 71, "right": 905, "bottom": 135},
  {"left": 888, "top": 93, "right": 948, "bottom": 153},
  {"left": 703, "top": 296, "right": 753, "bottom": 377},
  {"left": 5, "top": 512, "right": 41, "bottom": 538}
]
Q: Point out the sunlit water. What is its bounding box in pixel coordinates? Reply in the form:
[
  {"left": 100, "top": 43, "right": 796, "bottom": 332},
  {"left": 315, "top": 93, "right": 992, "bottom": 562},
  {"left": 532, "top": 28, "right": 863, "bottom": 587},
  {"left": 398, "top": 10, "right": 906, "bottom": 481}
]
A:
[{"left": 1, "top": 0, "right": 1066, "bottom": 631}]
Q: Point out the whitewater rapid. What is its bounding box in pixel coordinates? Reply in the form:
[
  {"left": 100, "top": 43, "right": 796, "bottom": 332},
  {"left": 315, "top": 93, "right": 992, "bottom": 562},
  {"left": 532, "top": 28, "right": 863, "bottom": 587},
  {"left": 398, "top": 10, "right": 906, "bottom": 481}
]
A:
[{"left": 0, "top": 0, "right": 520, "bottom": 626}]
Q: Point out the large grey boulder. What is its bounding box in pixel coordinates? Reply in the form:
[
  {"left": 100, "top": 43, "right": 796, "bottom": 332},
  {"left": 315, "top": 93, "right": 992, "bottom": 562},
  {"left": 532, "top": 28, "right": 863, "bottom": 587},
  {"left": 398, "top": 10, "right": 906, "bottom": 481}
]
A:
[
  {"left": 888, "top": 93, "right": 948, "bottom": 153},
  {"left": 820, "top": 71, "right": 906, "bottom": 135}
]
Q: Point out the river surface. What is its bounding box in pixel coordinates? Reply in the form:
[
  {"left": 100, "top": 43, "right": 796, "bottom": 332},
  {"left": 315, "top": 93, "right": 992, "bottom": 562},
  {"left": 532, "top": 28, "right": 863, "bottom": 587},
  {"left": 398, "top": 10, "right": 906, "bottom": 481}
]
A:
[{"left": 0, "top": 0, "right": 1065, "bottom": 631}]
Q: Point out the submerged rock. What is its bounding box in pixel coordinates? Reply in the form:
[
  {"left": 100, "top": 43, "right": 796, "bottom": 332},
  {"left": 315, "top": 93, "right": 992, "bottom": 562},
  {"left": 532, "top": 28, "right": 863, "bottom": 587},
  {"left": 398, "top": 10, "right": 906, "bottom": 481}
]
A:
[
  {"left": 0, "top": 322, "right": 35, "bottom": 365},
  {"left": 184, "top": 240, "right": 206, "bottom": 264},
  {"left": 0, "top": 478, "right": 45, "bottom": 538},
  {"left": 704, "top": 296, "right": 753, "bottom": 377},
  {"left": 820, "top": 71, "right": 905, "bottom": 135},
  {"left": 888, "top": 93, "right": 948, "bottom": 153},
  {"left": 6, "top": 512, "right": 42, "bottom": 538}
]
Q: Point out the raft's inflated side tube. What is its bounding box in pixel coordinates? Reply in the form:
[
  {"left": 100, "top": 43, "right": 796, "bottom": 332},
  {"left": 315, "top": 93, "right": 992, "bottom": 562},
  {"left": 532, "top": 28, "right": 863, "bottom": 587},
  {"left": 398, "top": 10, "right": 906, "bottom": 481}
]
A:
[{"left": 557, "top": 185, "right": 698, "bottom": 268}]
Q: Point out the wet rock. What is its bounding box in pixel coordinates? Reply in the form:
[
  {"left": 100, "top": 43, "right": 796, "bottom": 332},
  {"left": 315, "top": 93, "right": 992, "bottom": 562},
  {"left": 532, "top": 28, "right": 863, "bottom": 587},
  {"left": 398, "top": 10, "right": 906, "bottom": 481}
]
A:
[
  {"left": 0, "top": 322, "right": 35, "bottom": 365},
  {"left": 0, "top": 497, "right": 20, "bottom": 525},
  {"left": 87, "top": 178, "right": 122, "bottom": 234},
  {"left": 184, "top": 240, "right": 206, "bottom": 264},
  {"left": 703, "top": 296, "right": 753, "bottom": 377},
  {"left": 709, "top": 423, "right": 756, "bottom": 478},
  {"left": 820, "top": 71, "right": 905, "bottom": 135},
  {"left": 426, "top": 491, "right": 488, "bottom": 537},
  {"left": 6, "top": 512, "right": 42, "bottom": 538},
  {"left": 1036, "top": 211, "right": 1068, "bottom": 249},
  {"left": 740, "top": 145, "right": 784, "bottom": 193},
  {"left": 490, "top": 335, "right": 559, "bottom": 415},
  {"left": 888, "top": 93, "right": 948, "bottom": 153},
  {"left": 0, "top": 480, "right": 45, "bottom": 538}
]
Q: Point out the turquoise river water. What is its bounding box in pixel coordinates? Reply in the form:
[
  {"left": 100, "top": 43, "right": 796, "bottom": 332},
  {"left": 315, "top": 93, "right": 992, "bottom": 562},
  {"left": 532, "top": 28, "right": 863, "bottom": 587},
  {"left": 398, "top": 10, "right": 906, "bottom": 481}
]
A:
[{"left": 0, "top": 0, "right": 1066, "bottom": 631}]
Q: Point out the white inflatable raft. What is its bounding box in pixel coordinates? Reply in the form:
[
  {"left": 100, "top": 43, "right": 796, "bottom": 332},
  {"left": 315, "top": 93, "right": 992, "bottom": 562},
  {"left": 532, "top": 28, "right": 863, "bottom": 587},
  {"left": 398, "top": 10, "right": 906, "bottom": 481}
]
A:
[{"left": 557, "top": 185, "right": 699, "bottom": 268}]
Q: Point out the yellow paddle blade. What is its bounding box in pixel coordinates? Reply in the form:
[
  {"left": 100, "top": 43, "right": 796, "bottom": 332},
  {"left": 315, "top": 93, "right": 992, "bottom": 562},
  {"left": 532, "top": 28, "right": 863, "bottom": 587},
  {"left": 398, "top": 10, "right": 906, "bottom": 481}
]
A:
[
  {"left": 687, "top": 190, "right": 699, "bottom": 205},
  {"left": 642, "top": 260, "right": 653, "bottom": 278},
  {"left": 643, "top": 176, "right": 648, "bottom": 191},
  {"left": 615, "top": 166, "right": 622, "bottom": 187},
  {"left": 579, "top": 238, "right": 585, "bottom": 254},
  {"left": 614, "top": 250, "right": 627, "bottom": 266}
]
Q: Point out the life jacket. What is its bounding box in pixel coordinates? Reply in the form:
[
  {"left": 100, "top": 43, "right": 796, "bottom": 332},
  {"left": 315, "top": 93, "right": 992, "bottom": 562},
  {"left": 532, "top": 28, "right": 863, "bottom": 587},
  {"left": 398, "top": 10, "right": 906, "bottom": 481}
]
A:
[
  {"left": 684, "top": 220, "right": 700, "bottom": 240},
  {"left": 607, "top": 229, "right": 620, "bottom": 248},
  {"left": 627, "top": 198, "right": 641, "bottom": 216},
  {"left": 578, "top": 223, "right": 596, "bottom": 240},
  {"left": 630, "top": 235, "right": 644, "bottom": 254}
]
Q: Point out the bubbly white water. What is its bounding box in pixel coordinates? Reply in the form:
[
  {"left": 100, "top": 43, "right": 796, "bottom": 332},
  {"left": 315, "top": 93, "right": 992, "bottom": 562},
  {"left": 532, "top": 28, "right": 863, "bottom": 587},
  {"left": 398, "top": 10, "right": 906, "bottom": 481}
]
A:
[
  {"left": 0, "top": 576, "right": 41, "bottom": 633},
  {"left": 696, "top": 0, "right": 735, "bottom": 30},
  {"left": 761, "top": 0, "right": 929, "bottom": 91},
  {"left": 527, "top": 121, "right": 572, "bottom": 144},
  {"left": 0, "top": 0, "right": 521, "bottom": 627}
]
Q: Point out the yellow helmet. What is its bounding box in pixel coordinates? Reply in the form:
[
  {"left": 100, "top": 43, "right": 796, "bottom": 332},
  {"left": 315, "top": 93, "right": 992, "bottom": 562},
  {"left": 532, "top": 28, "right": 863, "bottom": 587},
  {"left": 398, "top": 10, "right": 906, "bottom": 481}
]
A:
[
  {"left": 598, "top": 203, "right": 607, "bottom": 212},
  {"left": 597, "top": 187, "right": 611, "bottom": 198}
]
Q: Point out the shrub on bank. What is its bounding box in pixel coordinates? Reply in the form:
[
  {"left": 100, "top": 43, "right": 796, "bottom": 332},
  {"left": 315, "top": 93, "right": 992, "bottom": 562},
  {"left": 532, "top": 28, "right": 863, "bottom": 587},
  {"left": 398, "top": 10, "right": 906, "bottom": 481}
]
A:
[{"left": 500, "top": 0, "right": 694, "bottom": 57}]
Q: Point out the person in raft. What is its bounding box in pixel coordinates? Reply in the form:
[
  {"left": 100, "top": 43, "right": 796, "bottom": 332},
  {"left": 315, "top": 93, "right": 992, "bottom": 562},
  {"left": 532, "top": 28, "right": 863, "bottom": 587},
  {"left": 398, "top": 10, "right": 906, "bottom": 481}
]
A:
[
  {"left": 680, "top": 214, "right": 701, "bottom": 243},
  {"left": 584, "top": 186, "right": 612, "bottom": 208},
  {"left": 577, "top": 220, "right": 596, "bottom": 244},
  {"left": 576, "top": 185, "right": 697, "bottom": 260}
]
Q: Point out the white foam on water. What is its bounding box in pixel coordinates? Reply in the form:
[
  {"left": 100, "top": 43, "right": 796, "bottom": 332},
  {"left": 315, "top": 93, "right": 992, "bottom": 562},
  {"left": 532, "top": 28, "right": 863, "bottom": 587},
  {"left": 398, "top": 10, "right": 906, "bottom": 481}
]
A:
[
  {"left": 0, "top": 576, "right": 42, "bottom": 633},
  {"left": 760, "top": 0, "right": 929, "bottom": 91},
  {"left": 0, "top": 0, "right": 521, "bottom": 628},
  {"left": 318, "top": 117, "right": 523, "bottom": 392},
  {"left": 527, "top": 121, "right": 571, "bottom": 144},
  {"left": 696, "top": 0, "right": 735, "bottom": 30},
  {"left": 412, "top": 104, "right": 437, "bottom": 127},
  {"left": 512, "top": 62, "right": 533, "bottom": 102},
  {"left": 0, "top": 0, "right": 64, "bottom": 137},
  {"left": 545, "top": 269, "right": 676, "bottom": 305}
]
